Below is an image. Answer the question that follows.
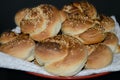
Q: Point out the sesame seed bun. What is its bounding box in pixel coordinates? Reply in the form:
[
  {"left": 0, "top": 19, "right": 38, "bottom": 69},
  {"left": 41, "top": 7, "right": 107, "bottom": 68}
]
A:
[
  {"left": 62, "top": 19, "right": 95, "bottom": 35},
  {"left": 75, "top": 24, "right": 106, "bottom": 44},
  {"left": 0, "top": 31, "right": 18, "bottom": 44},
  {"left": 16, "top": 4, "right": 62, "bottom": 41},
  {"left": 102, "top": 32, "right": 119, "bottom": 52},
  {"left": 85, "top": 44, "right": 113, "bottom": 69},
  {"left": 35, "top": 35, "right": 87, "bottom": 76},
  {"left": 100, "top": 14, "right": 115, "bottom": 32},
  {"left": 0, "top": 34, "right": 35, "bottom": 61}
]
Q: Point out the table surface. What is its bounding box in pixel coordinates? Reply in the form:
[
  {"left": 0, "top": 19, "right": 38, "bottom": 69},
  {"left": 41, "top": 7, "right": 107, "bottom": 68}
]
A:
[{"left": 0, "top": 0, "right": 120, "bottom": 80}]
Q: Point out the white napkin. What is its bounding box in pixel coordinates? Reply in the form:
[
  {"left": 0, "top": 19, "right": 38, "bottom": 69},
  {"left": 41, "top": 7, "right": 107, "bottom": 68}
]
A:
[{"left": 0, "top": 16, "right": 120, "bottom": 76}]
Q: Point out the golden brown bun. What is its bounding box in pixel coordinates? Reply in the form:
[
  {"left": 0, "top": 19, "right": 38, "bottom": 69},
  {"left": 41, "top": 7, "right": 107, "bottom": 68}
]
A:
[
  {"left": 62, "top": 18, "right": 96, "bottom": 35},
  {"left": 0, "top": 31, "right": 18, "bottom": 44},
  {"left": 75, "top": 24, "right": 106, "bottom": 44},
  {"left": 73, "top": 1, "right": 97, "bottom": 19},
  {"left": 62, "top": 1, "right": 97, "bottom": 19},
  {"left": 102, "top": 32, "right": 119, "bottom": 52},
  {"left": 15, "top": 8, "right": 30, "bottom": 27},
  {"left": 100, "top": 15, "right": 115, "bottom": 32},
  {"left": 85, "top": 44, "right": 113, "bottom": 69},
  {"left": 61, "top": 1, "right": 101, "bottom": 40},
  {"left": 18, "top": 4, "right": 61, "bottom": 41},
  {"left": 35, "top": 35, "right": 87, "bottom": 76},
  {"left": 61, "top": 5, "right": 97, "bottom": 35},
  {"left": 0, "top": 34, "right": 35, "bottom": 61},
  {"left": 20, "top": 6, "right": 48, "bottom": 34}
]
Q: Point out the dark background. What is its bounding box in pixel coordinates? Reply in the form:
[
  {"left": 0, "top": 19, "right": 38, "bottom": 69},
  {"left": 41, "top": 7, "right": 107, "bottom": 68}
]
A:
[{"left": 0, "top": 0, "right": 120, "bottom": 80}]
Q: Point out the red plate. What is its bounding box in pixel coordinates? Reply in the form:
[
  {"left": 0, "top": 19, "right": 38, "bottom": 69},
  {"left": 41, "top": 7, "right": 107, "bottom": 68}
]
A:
[{"left": 27, "top": 72, "right": 110, "bottom": 79}]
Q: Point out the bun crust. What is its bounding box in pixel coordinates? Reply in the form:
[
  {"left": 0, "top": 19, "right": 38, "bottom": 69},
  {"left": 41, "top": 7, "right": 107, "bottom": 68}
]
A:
[
  {"left": 102, "top": 32, "right": 119, "bottom": 52},
  {"left": 100, "top": 15, "right": 115, "bottom": 32},
  {"left": 0, "top": 31, "right": 18, "bottom": 44},
  {"left": 85, "top": 44, "right": 113, "bottom": 69},
  {"left": 73, "top": 1, "right": 97, "bottom": 19},
  {"left": 35, "top": 35, "right": 87, "bottom": 76},
  {"left": 62, "top": 1, "right": 97, "bottom": 19},
  {"left": 16, "top": 4, "right": 61, "bottom": 41},
  {"left": 62, "top": 19, "right": 95, "bottom": 35},
  {"left": 75, "top": 24, "right": 106, "bottom": 44},
  {"left": 0, "top": 34, "right": 35, "bottom": 61}
]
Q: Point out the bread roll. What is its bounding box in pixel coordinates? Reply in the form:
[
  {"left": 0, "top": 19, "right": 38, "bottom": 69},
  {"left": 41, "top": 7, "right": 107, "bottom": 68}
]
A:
[
  {"left": 0, "top": 31, "right": 18, "bottom": 44},
  {"left": 62, "top": 18, "right": 96, "bottom": 35},
  {"left": 18, "top": 4, "right": 61, "bottom": 41},
  {"left": 102, "top": 32, "right": 119, "bottom": 52},
  {"left": 61, "top": 4, "right": 98, "bottom": 35},
  {"left": 73, "top": 1, "right": 97, "bottom": 19},
  {"left": 62, "top": 1, "right": 98, "bottom": 20},
  {"left": 0, "top": 34, "right": 35, "bottom": 61},
  {"left": 100, "top": 15, "right": 115, "bottom": 32},
  {"left": 85, "top": 44, "right": 113, "bottom": 69},
  {"left": 35, "top": 35, "right": 87, "bottom": 76},
  {"left": 75, "top": 24, "right": 106, "bottom": 44},
  {"left": 20, "top": 6, "right": 48, "bottom": 34}
]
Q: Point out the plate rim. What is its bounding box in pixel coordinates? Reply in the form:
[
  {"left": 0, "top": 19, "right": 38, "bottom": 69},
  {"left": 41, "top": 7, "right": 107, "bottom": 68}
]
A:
[{"left": 27, "top": 71, "right": 110, "bottom": 79}]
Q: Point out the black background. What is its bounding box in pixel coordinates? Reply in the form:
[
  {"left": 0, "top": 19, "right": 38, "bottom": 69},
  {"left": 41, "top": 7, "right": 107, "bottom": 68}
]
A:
[{"left": 0, "top": 0, "right": 120, "bottom": 80}]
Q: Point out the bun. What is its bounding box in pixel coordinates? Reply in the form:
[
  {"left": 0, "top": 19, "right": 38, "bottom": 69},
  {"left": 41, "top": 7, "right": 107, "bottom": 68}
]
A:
[
  {"left": 100, "top": 14, "right": 115, "bottom": 32},
  {"left": 73, "top": 1, "right": 97, "bottom": 19},
  {"left": 35, "top": 35, "right": 87, "bottom": 76},
  {"left": 0, "top": 31, "right": 18, "bottom": 44},
  {"left": 75, "top": 24, "right": 106, "bottom": 44},
  {"left": 85, "top": 44, "right": 113, "bottom": 69},
  {"left": 62, "top": 18, "right": 96, "bottom": 35},
  {"left": 102, "top": 32, "right": 119, "bottom": 52},
  {"left": 0, "top": 34, "right": 35, "bottom": 61},
  {"left": 62, "top": 1, "right": 97, "bottom": 19},
  {"left": 16, "top": 4, "right": 62, "bottom": 41}
]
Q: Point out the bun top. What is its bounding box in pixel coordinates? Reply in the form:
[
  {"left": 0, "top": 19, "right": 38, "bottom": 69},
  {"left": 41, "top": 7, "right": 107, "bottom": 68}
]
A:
[
  {"left": 62, "top": 1, "right": 98, "bottom": 20},
  {"left": 0, "top": 31, "right": 18, "bottom": 44},
  {"left": 62, "top": 17, "right": 96, "bottom": 35},
  {"left": 15, "top": 4, "right": 62, "bottom": 41},
  {"left": 102, "top": 32, "right": 119, "bottom": 52},
  {"left": 20, "top": 4, "right": 56, "bottom": 34},
  {"left": 35, "top": 35, "right": 87, "bottom": 76},
  {"left": 85, "top": 44, "right": 113, "bottom": 69},
  {"left": 0, "top": 34, "right": 35, "bottom": 60},
  {"left": 73, "top": 1, "right": 97, "bottom": 19},
  {"left": 61, "top": 1, "right": 100, "bottom": 37},
  {"left": 35, "top": 35, "right": 86, "bottom": 64},
  {"left": 100, "top": 14, "right": 115, "bottom": 32},
  {"left": 75, "top": 24, "right": 106, "bottom": 44}
]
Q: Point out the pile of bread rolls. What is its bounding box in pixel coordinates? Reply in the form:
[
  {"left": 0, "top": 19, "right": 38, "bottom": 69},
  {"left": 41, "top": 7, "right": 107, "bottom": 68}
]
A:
[{"left": 0, "top": 1, "right": 120, "bottom": 76}]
